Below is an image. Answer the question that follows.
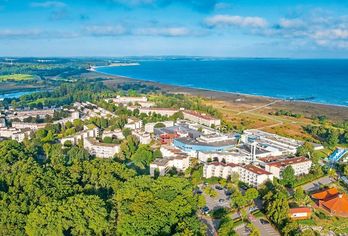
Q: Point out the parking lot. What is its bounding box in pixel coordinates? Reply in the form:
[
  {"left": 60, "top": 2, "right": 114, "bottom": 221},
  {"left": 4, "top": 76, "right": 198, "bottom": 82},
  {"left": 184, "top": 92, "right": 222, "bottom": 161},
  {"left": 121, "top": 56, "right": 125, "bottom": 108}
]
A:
[
  {"left": 200, "top": 184, "right": 231, "bottom": 212},
  {"left": 249, "top": 215, "right": 280, "bottom": 236}
]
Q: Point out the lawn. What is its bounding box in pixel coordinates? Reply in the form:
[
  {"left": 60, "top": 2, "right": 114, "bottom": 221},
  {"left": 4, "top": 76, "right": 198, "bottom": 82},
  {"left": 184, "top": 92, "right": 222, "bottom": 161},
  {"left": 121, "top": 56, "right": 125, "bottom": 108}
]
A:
[{"left": 0, "top": 74, "right": 35, "bottom": 82}]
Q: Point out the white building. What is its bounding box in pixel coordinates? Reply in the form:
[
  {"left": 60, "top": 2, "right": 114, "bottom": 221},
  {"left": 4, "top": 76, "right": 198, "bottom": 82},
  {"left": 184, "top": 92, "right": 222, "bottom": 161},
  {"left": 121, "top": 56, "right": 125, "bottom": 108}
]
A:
[
  {"left": 60, "top": 127, "right": 99, "bottom": 146},
  {"left": 11, "top": 122, "right": 46, "bottom": 131},
  {"left": 83, "top": 138, "right": 120, "bottom": 158},
  {"left": 144, "top": 121, "right": 174, "bottom": 133},
  {"left": 238, "top": 165, "right": 273, "bottom": 187},
  {"left": 264, "top": 156, "right": 312, "bottom": 179},
  {"left": 198, "top": 149, "right": 249, "bottom": 164},
  {"left": 203, "top": 162, "right": 239, "bottom": 179},
  {"left": 102, "top": 129, "right": 124, "bottom": 140},
  {"left": 0, "top": 118, "right": 6, "bottom": 128},
  {"left": 0, "top": 127, "right": 31, "bottom": 142},
  {"left": 139, "top": 107, "right": 179, "bottom": 116},
  {"left": 109, "top": 96, "right": 148, "bottom": 105},
  {"left": 9, "top": 109, "right": 55, "bottom": 121},
  {"left": 124, "top": 117, "right": 142, "bottom": 130},
  {"left": 132, "top": 130, "right": 151, "bottom": 144},
  {"left": 182, "top": 110, "right": 221, "bottom": 127},
  {"left": 150, "top": 146, "right": 190, "bottom": 176},
  {"left": 241, "top": 129, "right": 304, "bottom": 155},
  {"left": 203, "top": 162, "right": 273, "bottom": 187}
]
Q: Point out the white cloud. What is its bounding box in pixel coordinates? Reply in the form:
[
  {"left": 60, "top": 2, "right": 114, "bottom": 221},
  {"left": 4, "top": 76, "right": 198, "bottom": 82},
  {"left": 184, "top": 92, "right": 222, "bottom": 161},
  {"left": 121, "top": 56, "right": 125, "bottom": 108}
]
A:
[
  {"left": 279, "top": 18, "right": 304, "bottom": 28},
  {"left": 313, "top": 29, "right": 348, "bottom": 40},
  {"left": 204, "top": 15, "right": 268, "bottom": 28},
  {"left": 31, "top": 1, "right": 67, "bottom": 8},
  {"left": 83, "top": 25, "right": 127, "bottom": 36},
  {"left": 134, "top": 27, "right": 190, "bottom": 37}
]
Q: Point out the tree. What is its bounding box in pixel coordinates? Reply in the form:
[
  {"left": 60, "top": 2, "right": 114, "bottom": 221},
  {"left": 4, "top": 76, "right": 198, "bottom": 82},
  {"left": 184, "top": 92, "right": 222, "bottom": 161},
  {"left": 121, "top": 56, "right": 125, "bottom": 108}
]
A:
[
  {"left": 281, "top": 221, "right": 299, "bottom": 236},
  {"left": 264, "top": 189, "right": 289, "bottom": 227},
  {"left": 218, "top": 217, "right": 235, "bottom": 236},
  {"left": 296, "top": 142, "right": 314, "bottom": 157},
  {"left": 344, "top": 165, "right": 348, "bottom": 176},
  {"left": 293, "top": 187, "right": 307, "bottom": 205},
  {"left": 115, "top": 176, "right": 203, "bottom": 236},
  {"left": 231, "top": 190, "right": 247, "bottom": 209},
  {"left": 131, "top": 145, "right": 154, "bottom": 169},
  {"left": 280, "top": 166, "right": 296, "bottom": 187},
  {"left": 245, "top": 188, "right": 259, "bottom": 204},
  {"left": 25, "top": 195, "right": 109, "bottom": 236}
]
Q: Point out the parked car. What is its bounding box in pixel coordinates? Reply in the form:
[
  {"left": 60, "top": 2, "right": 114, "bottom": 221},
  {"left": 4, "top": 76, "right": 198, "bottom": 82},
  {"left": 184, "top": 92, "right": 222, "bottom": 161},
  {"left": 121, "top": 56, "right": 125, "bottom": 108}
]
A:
[
  {"left": 202, "top": 206, "right": 210, "bottom": 215},
  {"left": 215, "top": 185, "right": 223, "bottom": 190},
  {"left": 218, "top": 199, "right": 225, "bottom": 203},
  {"left": 260, "top": 219, "right": 269, "bottom": 225}
]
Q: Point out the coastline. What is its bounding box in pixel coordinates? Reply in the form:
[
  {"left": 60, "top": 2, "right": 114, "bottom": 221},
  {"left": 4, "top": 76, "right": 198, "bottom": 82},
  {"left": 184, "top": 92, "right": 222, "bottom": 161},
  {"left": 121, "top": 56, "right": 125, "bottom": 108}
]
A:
[{"left": 88, "top": 70, "right": 348, "bottom": 122}]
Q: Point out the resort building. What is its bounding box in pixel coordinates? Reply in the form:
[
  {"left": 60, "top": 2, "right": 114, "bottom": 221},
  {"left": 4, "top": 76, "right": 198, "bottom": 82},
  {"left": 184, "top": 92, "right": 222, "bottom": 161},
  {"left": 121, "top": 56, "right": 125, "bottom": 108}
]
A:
[
  {"left": 311, "top": 188, "right": 348, "bottom": 217},
  {"left": 83, "top": 138, "right": 120, "bottom": 158},
  {"left": 144, "top": 121, "right": 174, "bottom": 133},
  {"left": 0, "top": 127, "right": 31, "bottom": 142},
  {"left": 8, "top": 109, "right": 55, "bottom": 121},
  {"left": 124, "top": 117, "right": 142, "bottom": 130},
  {"left": 138, "top": 107, "right": 179, "bottom": 116},
  {"left": 203, "top": 162, "right": 273, "bottom": 187},
  {"left": 289, "top": 208, "right": 312, "bottom": 220},
  {"left": 150, "top": 146, "right": 190, "bottom": 176},
  {"left": 264, "top": 156, "right": 312, "bottom": 179},
  {"left": 182, "top": 110, "right": 221, "bottom": 127},
  {"left": 238, "top": 164, "right": 273, "bottom": 187},
  {"left": 197, "top": 149, "right": 249, "bottom": 164},
  {"left": 109, "top": 96, "right": 148, "bottom": 105},
  {"left": 203, "top": 162, "right": 239, "bottom": 179},
  {"left": 60, "top": 127, "right": 99, "bottom": 146},
  {"left": 102, "top": 129, "right": 124, "bottom": 140},
  {"left": 132, "top": 130, "right": 151, "bottom": 144},
  {"left": 173, "top": 134, "right": 237, "bottom": 156},
  {"left": 11, "top": 122, "right": 46, "bottom": 131}
]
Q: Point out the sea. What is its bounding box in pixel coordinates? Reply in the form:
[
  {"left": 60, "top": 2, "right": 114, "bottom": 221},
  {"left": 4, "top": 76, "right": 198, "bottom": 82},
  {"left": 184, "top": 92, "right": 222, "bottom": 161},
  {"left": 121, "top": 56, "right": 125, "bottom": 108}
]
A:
[{"left": 95, "top": 58, "right": 348, "bottom": 107}]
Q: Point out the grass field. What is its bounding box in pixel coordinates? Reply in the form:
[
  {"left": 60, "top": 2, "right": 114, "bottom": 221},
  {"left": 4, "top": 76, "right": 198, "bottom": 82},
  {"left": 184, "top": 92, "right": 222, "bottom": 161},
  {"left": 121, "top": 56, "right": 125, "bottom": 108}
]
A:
[{"left": 0, "top": 74, "right": 35, "bottom": 82}]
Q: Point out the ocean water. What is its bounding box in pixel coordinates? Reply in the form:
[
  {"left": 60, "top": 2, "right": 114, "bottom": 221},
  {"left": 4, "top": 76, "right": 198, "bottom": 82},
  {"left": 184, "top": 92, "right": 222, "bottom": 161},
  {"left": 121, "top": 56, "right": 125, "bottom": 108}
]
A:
[
  {"left": 96, "top": 59, "right": 348, "bottom": 106},
  {"left": 0, "top": 90, "right": 39, "bottom": 100}
]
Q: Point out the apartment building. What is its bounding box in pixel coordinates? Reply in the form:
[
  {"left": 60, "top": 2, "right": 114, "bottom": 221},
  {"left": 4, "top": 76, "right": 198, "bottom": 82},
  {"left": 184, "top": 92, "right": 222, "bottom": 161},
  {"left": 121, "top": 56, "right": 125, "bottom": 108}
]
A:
[
  {"left": 203, "top": 162, "right": 273, "bottom": 187},
  {"left": 83, "top": 138, "right": 120, "bottom": 158},
  {"left": 264, "top": 156, "right": 312, "bottom": 179},
  {"left": 182, "top": 110, "right": 221, "bottom": 127},
  {"left": 150, "top": 146, "right": 190, "bottom": 176}
]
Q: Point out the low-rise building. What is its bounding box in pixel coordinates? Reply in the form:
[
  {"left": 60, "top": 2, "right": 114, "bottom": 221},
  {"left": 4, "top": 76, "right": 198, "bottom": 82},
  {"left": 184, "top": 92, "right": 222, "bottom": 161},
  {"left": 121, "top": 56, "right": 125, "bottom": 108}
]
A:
[
  {"left": 182, "top": 110, "right": 221, "bottom": 127},
  {"left": 124, "top": 117, "right": 142, "bottom": 130},
  {"left": 60, "top": 127, "right": 99, "bottom": 146},
  {"left": 264, "top": 156, "right": 312, "bottom": 179},
  {"left": 198, "top": 149, "right": 249, "bottom": 164},
  {"left": 289, "top": 208, "right": 312, "bottom": 220},
  {"left": 83, "top": 138, "right": 120, "bottom": 158},
  {"left": 144, "top": 121, "right": 174, "bottom": 133},
  {"left": 11, "top": 122, "right": 46, "bottom": 131},
  {"left": 203, "top": 162, "right": 273, "bottom": 187},
  {"left": 109, "top": 96, "right": 148, "bottom": 105},
  {"left": 0, "top": 127, "right": 31, "bottom": 142},
  {"left": 238, "top": 164, "right": 273, "bottom": 187},
  {"left": 150, "top": 146, "right": 190, "bottom": 176},
  {"left": 139, "top": 107, "right": 179, "bottom": 116},
  {"left": 203, "top": 162, "right": 239, "bottom": 179},
  {"left": 132, "top": 130, "right": 151, "bottom": 144},
  {"left": 102, "top": 129, "right": 124, "bottom": 140},
  {"left": 9, "top": 109, "right": 55, "bottom": 121}
]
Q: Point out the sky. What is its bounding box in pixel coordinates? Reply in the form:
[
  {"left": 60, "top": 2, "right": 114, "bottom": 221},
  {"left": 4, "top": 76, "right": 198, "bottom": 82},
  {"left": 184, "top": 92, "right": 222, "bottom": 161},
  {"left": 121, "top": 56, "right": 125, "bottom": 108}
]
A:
[{"left": 1, "top": 0, "right": 348, "bottom": 58}]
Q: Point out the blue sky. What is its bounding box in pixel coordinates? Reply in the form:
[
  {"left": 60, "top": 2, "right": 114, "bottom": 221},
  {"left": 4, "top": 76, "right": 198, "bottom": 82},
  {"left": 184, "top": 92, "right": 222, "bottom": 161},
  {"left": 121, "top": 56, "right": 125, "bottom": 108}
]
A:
[{"left": 1, "top": 0, "right": 348, "bottom": 57}]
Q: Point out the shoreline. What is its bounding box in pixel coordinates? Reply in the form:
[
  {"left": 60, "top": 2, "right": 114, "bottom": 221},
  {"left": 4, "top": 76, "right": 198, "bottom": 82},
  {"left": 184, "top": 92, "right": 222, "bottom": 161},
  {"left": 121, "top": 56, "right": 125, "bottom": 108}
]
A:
[
  {"left": 88, "top": 70, "right": 348, "bottom": 122},
  {"left": 94, "top": 69, "right": 348, "bottom": 109}
]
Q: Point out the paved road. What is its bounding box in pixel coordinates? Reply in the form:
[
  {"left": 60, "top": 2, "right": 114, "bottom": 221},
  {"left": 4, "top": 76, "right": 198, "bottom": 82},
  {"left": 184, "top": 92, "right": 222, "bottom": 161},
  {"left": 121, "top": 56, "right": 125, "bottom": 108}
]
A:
[
  {"left": 201, "top": 184, "right": 231, "bottom": 211},
  {"left": 249, "top": 215, "right": 280, "bottom": 236},
  {"left": 235, "top": 223, "right": 249, "bottom": 236},
  {"left": 302, "top": 176, "right": 333, "bottom": 192}
]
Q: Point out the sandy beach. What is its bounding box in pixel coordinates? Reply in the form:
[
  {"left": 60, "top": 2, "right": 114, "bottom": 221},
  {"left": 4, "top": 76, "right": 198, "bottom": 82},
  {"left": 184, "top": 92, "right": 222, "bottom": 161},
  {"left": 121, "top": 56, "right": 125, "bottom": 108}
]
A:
[{"left": 86, "top": 71, "right": 348, "bottom": 122}]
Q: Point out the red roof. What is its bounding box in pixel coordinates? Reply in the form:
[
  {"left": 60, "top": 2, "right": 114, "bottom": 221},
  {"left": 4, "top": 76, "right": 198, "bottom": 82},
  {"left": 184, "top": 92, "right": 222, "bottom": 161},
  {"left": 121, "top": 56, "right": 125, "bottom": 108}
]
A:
[
  {"left": 183, "top": 110, "right": 217, "bottom": 121},
  {"left": 209, "top": 162, "right": 239, "bottom": 168},
  {"left": 289, "top": 207, "right": 311, "bottom": 214},
  {"left": 322, "top": 194, "right": 348, "bottom": 216},
  {"left": 266, "top": 157, "right": 311, "bottom": 168},
  {"left": 311, "top": 188, "right": 339, "bottom": 201},
  {"left": 242, "top": 164, "right": 272, "bottom": 175}
]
